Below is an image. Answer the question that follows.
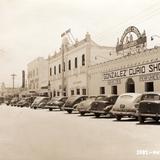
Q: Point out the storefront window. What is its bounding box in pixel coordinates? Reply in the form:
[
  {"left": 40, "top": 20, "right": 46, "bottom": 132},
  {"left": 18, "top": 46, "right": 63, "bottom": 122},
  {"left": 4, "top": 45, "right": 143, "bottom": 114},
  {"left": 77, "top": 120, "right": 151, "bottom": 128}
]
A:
[
  {"left": 71, "top": 90, "right": 74, "bottom": 95},
  {"left": 100, "top": 87, "right": 105, "bottom": 94},
  {"left": 145, "top": 82, "right": 154, "bottom": 92},
  {"left": 82, "top": 89, "right": 86, "bottom": 95},
  {"left": 77, "top": 89, "right": 80, "bottom": 95}
]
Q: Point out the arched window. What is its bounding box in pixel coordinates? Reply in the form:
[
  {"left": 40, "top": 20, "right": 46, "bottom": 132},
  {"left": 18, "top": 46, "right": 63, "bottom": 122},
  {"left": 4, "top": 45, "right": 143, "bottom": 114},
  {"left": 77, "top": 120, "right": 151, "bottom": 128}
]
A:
[
  {"left": 82, "top": 54, "right": 85, "bottom": 66},
  {"left": 54, "top": 66, "right": 56, "bottom": 75},
  {"left": 59, "top": 64, "right": 61, "bottom": 73},
  {"left": 49, "top": 67, "right": 52, "bottom": 76},
  {"left": 68, "top": 60, "right": 71, "bottom": 70},
  {"left": 125, "top": 78, "right": 135, "bottom": 93},
  {"left": 75, "top": 57, "right": 78, "bottom": 68}
]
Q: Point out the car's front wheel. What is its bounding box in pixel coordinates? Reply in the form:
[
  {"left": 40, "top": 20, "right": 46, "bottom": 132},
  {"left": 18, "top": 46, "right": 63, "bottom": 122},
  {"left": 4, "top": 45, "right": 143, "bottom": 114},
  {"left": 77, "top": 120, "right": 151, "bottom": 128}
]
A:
[
  {"left": 116, "top": 115, "right": 122, "bottom": 121},
  {"left": 95, "top": 113, "right": 101, "bottom": 118},
  {"left": 49, "top": 108, "right": 53, "bottom": 111},
  {"left": 138, "top": 116, "right": 145, "bottom": 124},
  {"left": 67, "top": 110, "right": 72, "bottom": 114},
  {"left": 80, "top": 112, "right": 85, "bottom": 116},
  {"left": 152, "top": 117, "right": 159, "bottom": 122}
]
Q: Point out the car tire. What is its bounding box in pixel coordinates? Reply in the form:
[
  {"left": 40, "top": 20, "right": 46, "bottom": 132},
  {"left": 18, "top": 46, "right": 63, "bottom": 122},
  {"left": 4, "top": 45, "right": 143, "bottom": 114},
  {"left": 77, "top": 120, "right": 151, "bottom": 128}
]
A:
[
  {"left": 80, "top": 112, "right": 85, "bottom": 116},
  {"left": 49, "top": 108, "right": 53, "bottom": 111},
  {"left": 152, "top": 117, "right": 159, "bottom": 122},
  {"left": 138, "top": 116, "right": 145, "bottom": 124},
  {"left": 95, "top": 113, "right": 100, "bottom": 118},
  {"left": 116, "top": 115, "right": 122, "bottom": 121},
  {"left": 67, "top": 110, "right": 72, "bottom": 114}
]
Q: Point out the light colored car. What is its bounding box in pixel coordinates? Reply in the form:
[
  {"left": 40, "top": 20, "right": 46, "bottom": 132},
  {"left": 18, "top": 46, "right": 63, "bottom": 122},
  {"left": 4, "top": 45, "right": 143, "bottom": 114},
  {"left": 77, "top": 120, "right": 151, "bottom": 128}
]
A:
[
  {"left": 111, "top": 93, "right": 142, "bottom": 121},
  {"left": 77, "top": 96, "right": 96, "bottom": 116},
  {"left": 31, "top": 96, "right": 50, "bottom": 109}
]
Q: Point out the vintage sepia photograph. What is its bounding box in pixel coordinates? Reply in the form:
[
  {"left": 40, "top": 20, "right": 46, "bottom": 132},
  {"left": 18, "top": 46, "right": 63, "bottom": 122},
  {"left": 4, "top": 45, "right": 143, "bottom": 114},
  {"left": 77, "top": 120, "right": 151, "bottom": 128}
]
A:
[{"left": 0, "top": 0, "right": 160, "bottom": 159}]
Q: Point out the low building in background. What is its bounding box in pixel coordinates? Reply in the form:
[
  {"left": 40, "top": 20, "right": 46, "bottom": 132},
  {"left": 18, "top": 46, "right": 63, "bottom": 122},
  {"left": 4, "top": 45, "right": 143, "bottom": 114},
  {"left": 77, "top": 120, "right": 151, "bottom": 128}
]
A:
[{"left": 27, "top": 57, "right": 48, "bottom": 95}]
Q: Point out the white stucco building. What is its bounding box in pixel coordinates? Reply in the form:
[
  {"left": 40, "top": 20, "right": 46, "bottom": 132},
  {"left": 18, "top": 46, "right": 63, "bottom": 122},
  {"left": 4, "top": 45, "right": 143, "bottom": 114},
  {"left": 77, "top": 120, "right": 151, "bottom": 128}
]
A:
[
  {"left": 88, "top": 26, "right": 160, "bottom": 95},
  {"left": 48, "top": 32, "right": 117, "bottom": 97},
  {"left": 27, "top": 57, "right": 48, "bottom": 94}
]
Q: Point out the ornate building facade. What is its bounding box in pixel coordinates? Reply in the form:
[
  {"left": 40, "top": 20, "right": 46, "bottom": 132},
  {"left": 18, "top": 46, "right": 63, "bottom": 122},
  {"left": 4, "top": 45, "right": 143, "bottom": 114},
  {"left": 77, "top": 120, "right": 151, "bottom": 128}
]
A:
[
  {"left": 88, "top": 26, "right": 160, "bottom": 95},
  {"left": 48, "top": 32, "right": 117, "bottom": 97}
]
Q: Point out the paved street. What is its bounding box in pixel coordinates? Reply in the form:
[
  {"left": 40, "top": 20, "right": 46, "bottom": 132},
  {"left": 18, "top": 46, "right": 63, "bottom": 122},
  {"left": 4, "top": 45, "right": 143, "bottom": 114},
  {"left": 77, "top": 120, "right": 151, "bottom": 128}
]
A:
[{"left": 0, "top": 104, "right": 160, "bottom": 160}]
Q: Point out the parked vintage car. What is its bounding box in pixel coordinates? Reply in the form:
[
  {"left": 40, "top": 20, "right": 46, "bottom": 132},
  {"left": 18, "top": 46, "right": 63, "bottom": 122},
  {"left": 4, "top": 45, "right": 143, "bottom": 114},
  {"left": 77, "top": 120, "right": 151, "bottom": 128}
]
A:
[
  {"left": 77, "top": 96, "right": 97, "bottom": 116},
  {"left": 31, "top": 97, "right": 50, "bottom": 109},
  {"left": 111, "top": 93, "right": 142, "bottom": 121},
  {"left": 64, "top": 95, "right": 88, "bottom": 113},
  {"left": 90, "top": 95, "right": 119, "bottom": 118},
  {"left": 10, "top": 97, "right": 19, "bottom": 106},
  {"left": 0, "top": 96, "right": 4, "bottom": 105},
  {"left": 45, "top": 96, "right": 68, "bottom": 111},
  {"left": 17, "top": 97, "right": 36, "bottom": 107},
  {"left": 4, "top": 97, "right": 12, "bottom": 105},
  {"left": 137, "top": 93, "right": 160, "bottom": 123}
]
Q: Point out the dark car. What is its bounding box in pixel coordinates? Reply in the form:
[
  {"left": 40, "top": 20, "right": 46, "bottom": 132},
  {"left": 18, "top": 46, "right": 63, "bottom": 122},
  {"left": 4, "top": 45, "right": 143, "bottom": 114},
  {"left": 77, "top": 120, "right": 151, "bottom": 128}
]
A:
[
  {"left": 17, "top": 97, "right": 36, "bottom": 107},
  {"left": 64, "top": 95, "right": 88, "bottom": 113},
  {"left": 10, "top": 97, "right": 19, "bottom": 106},
  {"left": 137, "top": 93, "right": 160, "bottom": 123},
  {"left": 0, "top": 96, "right": 4, "bottom": 105},
  {"left": 31, "top": 97, "right": 50, "bottom": 109},
  {"left": 45, "top": 96, "right": 68, "bottom": 111},
  {"left": 90, "top": 95, "right": 119, "bottom": 118}
]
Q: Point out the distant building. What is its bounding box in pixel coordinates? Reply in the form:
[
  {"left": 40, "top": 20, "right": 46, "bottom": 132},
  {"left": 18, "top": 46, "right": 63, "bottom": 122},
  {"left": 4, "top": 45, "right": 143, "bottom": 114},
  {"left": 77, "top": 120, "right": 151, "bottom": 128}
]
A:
[
  {"left": 0, "top": 82, "right": 20, "bottom": 97},
  {"left": 27, "top": 57, "right": 48, "bottom": 94}
]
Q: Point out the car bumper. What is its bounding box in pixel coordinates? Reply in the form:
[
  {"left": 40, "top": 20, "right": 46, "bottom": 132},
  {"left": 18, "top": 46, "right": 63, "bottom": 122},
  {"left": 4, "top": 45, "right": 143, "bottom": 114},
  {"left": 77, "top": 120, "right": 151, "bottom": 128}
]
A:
[
  {"left": 137, "top": 113, "right": 160, "bottom": 118},
  {"left": 90, "top": 110, "right": 105, "bottom": 114},
  {"left": 64, "top": 107, "right": 75, "bottom": 111},
  {"left": 111, "top": 111, "right": 137, "bottom": 117}
]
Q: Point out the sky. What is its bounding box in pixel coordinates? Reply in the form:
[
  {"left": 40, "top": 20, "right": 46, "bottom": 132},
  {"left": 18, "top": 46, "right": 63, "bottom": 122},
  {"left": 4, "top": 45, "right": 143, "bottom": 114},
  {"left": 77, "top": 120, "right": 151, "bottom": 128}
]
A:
[{"left": 0, "top": 0, "right": 160, "bottom": 87}]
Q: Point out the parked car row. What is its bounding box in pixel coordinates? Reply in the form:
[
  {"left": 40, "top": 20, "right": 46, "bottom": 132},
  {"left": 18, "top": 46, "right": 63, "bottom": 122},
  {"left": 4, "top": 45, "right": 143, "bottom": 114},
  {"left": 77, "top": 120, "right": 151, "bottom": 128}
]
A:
[{"left": 4, "top": 92, "right": 160, "bottom": 124}]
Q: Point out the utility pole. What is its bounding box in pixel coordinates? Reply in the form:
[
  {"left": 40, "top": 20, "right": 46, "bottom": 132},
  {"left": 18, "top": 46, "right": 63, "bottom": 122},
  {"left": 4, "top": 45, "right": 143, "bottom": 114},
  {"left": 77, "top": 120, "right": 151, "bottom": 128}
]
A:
[
  {"left": 61, "top": 29, "right": 76, "bottom": 96},
  {"left": 61, "top": 43, "right": 65, "bottom": 96},
  {"left": 11, "top": 74, "right": 16, "bottom": 92}
]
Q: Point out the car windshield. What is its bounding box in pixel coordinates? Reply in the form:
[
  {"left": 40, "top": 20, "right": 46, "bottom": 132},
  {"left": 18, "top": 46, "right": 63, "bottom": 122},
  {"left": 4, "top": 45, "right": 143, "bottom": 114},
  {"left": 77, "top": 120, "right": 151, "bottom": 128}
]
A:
[
  {"left": 142, "top": 94, "right": 160, "bottom": 100},
  {"left": 33, "top": 97, "right": 45, "bottom": 103},
  {"left": 66, "top": 96, "right": 84, "bottom": 104},
  {"left": 96, "top": 96, "right": 108, "bottom": 101},
  {"left": 50, "top": 97, "right": 59, "bottom": 102}
]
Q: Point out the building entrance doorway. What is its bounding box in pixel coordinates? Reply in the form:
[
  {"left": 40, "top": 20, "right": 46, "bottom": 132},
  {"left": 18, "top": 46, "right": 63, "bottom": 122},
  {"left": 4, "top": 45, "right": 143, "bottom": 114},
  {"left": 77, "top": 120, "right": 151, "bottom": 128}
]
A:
[{"left": 126, "top": 78, "right": 135, "bottom": 93}]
